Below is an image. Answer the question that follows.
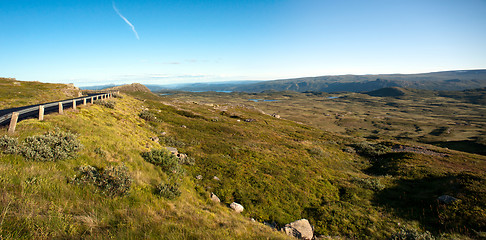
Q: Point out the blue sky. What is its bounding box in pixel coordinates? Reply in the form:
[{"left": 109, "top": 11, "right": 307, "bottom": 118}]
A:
[{"left": 1, "top": 0, "right": 485, "bottom": 86}]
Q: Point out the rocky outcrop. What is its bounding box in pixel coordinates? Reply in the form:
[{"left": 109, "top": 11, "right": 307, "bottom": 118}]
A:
[
  {"left": 230, "top": 202, "right": 244, "bottom": 213},
  {"left": 282, "top": 219, "right": 313, "bottom": 240}
]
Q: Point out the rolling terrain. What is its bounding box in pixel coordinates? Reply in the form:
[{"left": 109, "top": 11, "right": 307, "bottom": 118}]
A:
[{"left": 0, "top": 79, "right": 485, "bottom": 239}]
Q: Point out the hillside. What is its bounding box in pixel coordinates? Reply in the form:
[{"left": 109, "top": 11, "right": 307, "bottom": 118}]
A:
[
  {"left": 1, "top": 81, "right": 485, "bottom": 239},
  {"left": 0, "top": 78, "right": 82, "bottom": 109},
  {"left": 160, "top": 69, "right": 486, "bottom": 93},
  {"left": 105, "top": 83, "right": 151, "bottom": 92},
  {"left": 365, "top": 87, "right": 408, "bottom": 97}
]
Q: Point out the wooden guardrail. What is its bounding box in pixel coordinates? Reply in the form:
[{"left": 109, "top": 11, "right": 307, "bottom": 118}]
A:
[{"left": 0, "top": 92, "right": 118, "bottom": 134}]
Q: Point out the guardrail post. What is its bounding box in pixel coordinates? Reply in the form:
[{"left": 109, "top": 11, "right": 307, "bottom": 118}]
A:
[
  {"left": 73, "top": 100, "right": 77, "bottom": 110},
  {"left": 83, "top": 98, "right": 87, "bottom": 105},
  {"left": 39, "top": 105, "right": 44, "bottom": 121},
  {"left": 59, "top": 102, "right": 64, "bottom": 114},
  {"left": 91, "top": 97, "right": 94, "bottom": 103},
  {"left": 8, "top": 112, "right": 19, "bottom": 135}
]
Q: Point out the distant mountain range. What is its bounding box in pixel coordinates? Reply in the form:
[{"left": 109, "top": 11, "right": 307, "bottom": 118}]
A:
[{"left": 82, "top": 69, "right": 486, "bottom": 93}]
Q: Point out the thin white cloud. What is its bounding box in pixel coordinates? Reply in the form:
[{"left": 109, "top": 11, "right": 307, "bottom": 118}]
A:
[{"left": 112, "top": 1, "right": 139, "bottom": 40}]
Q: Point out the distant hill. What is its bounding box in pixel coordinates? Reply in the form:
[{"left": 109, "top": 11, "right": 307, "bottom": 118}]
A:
[
  {"left": 105, "top": 83, "right": 151, "bottom": 92},
  {"left": 159, "top": 69, "right": 486, "bottom": 93},
  {"left": 365, "top": 87, "right": 408, "bottom": 97}
]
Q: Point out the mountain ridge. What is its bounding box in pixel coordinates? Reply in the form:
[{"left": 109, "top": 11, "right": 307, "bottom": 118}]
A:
[{"left": 157, "top": 69, "right": 486, "bottom": 93}]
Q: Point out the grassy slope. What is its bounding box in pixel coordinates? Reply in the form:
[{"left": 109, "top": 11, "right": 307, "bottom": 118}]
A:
[
  {"left": 1, "top": 83, "right": 485, "bottom": 239},
  {"left": 0, "top": 92, "right": 289, "bottom": 239},
  {"left": 129, "top": 92, "right": 486, "bottom": 239},
  {"left": 0, "top": 78, "right": 81, "bottom": 109}
]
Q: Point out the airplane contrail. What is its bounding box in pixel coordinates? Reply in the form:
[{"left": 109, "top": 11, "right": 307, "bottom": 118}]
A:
[{"left": 112, "top": 1, "right": 139, "bottom": 40}]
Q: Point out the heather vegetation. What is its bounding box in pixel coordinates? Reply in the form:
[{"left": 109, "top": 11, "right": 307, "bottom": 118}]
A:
[{"left": 0, "top": 81, "right": 485, "bottom": 239}]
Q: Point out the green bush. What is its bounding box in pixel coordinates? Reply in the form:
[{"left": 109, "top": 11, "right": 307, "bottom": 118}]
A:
[
  {"left": 141, "top": 149, "right": 182, "bottom": 174},
  {"left": 0, "top": 130, "right": 82, "bottom": 161},
  {"left": 352, "top": 177, "right": 385, "bottom": 191},
  {"left": 0, "top": 135, "right": 20, "bottom": 154},
  {"left": 390, "top": 227, "right": 435, "bottom": 240},
  {"left": 307, "top": 147, "right": 325, "bottom": 158},
  {"left": 71, "top": 165, "right": 132, "bottom": 197},
  {"left": 352, "top": 141, "right": 390, "bottom": 157},
  {"left": 178, "top": 155, "right": 195, "bottom": 166},
  {"left": 112, "top": 92, "right": 123, "bottom": 98},
  {"left": 155, "top": 182, "right": 181, "bottom": 199},
  {"left": 94, "top": 99, "right": 116, "bottom": 109},
  {"left": 160, "top": 136, "right": 186, "bottom": 148},
  {"left": 139, "top": 110, "right": 157, "bottom": 121}
]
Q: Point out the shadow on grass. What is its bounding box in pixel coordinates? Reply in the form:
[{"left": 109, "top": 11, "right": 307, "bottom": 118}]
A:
[
  {"left": 373, "top": 173, "right": 486, "bottom": 235},
  {"left": 430, "top": 140, "right": 486, "bottom": 156}
]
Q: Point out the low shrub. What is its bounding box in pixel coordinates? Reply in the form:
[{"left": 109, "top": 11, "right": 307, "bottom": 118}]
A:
[
  {"left": 390, "top": 227, "right": 435, "bottom": 240},
  {"left": 0, "top": 135, "right": 20, "bottom": 154},
  {"left": 351, "top": 141, "right": 390, "bottom": 157},
  {"left": 160, "top": 136, "right": 186, "bottom": 148},
  {"left": 0, "top": 130, "right": 82, "bottom": 161},
  {"left": 112, "top": 92, "right": 123, "bottom": 98},
  {"left": 94, "top": 99, "right": 116, "bottom": 109},
  {"left": 178, "top": 155, "right": 196, "bottom": 166},
  {"left": 352, "top": 177, "right": 385, "bottom": 191},
  {"left": 155, "top": 181, "right": 181, "bottom": 199},
  {"left": 139, "top": 110, "right": 158, "bottom": 121},
  {"left": 141, "top": 149, "right": 182, "bottom": 174},
  {"left": 307, "top": 147, "right": 325, "bottom": 158},
  {"left": 71, "top": 165, "right": 132, "bottom": 197}
]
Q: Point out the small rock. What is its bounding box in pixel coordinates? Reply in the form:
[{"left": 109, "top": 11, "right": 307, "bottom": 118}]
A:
[
  {"left": 181, "top": 125, "right": 187, "bottom": 128},
  {"left": 210, "top": 192, "right": 221, "bottom": 203},
  {"left": 177, "top": 153, "right": 187, "bottom": 160},
  {"left": 196, "top": 175, "right": 203, "bottom": 180},
  {"left": 213, "top": 176, "right": 220, "bottom": 181},
  {"left": 160, "top": 132, "right": 167, "bottom": 135},
  {"left": 438, "top": 195, "right": 459, "bottom": 204},
  {"left": 282, "top": 219, "right": 313, "bottom": 240},
  {"left": 237, "top": 119, "right": 241, "bottom": 122},
  {"left": 271, "top": 114, "right": 280, "bottom": 119},
  {"left": 230, "top": 202, "right": 244, "bottom": 213},
  {"left": 150, "top": 136, "right": 159, "bottom": 143},
  {"left": 165, "top": 147, "right": 178, "bottom": 155},
  {"left": 250, "top": 218, "right": 256, "bottom": 222},
  {"left": 244, "top": 119, "right": 256, "bottom": 122}
]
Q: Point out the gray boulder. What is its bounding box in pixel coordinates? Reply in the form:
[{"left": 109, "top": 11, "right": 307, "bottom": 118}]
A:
[
  {"left": 230, "top": 202, "right": 244, "bottom": 213},
  {"left": 210, "top": 192, "right": 221, "bottom": 203},
  {"left": 282, "top": 219, "right": 313, "bottom": 240},
  {"left": 438, "top": 195, "right": 459, "bottom": 204}
]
